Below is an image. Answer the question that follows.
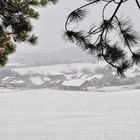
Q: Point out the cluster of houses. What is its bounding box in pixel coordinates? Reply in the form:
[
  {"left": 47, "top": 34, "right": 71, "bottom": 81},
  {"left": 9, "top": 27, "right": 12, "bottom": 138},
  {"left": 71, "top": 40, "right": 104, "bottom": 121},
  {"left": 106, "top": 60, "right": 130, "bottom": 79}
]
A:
[
  {"left": 1, "top": 64, "right": 140, "bottom": 91},
  {"left": 0, "top": 70, "right": 103, "bottom": 90}
]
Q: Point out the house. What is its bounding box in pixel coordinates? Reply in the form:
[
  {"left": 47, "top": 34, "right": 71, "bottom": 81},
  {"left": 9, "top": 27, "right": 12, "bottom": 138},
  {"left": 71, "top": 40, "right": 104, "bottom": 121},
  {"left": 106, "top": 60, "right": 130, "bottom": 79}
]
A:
[
  {"left": 48, "top": 80, "right": 63, "bottom": 89},
  {"left": 44, "top": 73, "right": 66, "bottom": 89},
  {"left": 86, "top": 74, "right": 103, "bottom": 86},
  {"left": 10, "top": 79, "right": 26, "bottom": 88},
  {"left": 42, "top": 77, "right": 51, "bottom": 82},
  {"left": 1, "top": 77, "right": 16, "bottom": 87},
  {"left": 0, "top": 77, "right": 27, "bottom": 88},
  {"left": 29, "top": 76, "right": 46, "bottom": 88},
  {"left": 61, "top": 79, "right": 89, "bottom": 91}
]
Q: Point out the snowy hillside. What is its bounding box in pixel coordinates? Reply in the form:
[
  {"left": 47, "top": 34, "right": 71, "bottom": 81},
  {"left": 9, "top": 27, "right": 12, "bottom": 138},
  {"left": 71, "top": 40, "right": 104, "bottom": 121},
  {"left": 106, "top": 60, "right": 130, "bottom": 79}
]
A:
[
  {"left": 12, "top": 62, "right": 106, "bottom": 75},
  {"left": 0, "top": 89, "right": 140, "bottom": 140}
]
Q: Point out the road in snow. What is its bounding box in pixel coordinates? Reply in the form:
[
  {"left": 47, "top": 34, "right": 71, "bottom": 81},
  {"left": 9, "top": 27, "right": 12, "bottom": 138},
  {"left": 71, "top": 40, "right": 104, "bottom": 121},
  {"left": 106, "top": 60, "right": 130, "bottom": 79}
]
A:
[{"left": 0, "top": 89, "right": 140, "bottom": 140}]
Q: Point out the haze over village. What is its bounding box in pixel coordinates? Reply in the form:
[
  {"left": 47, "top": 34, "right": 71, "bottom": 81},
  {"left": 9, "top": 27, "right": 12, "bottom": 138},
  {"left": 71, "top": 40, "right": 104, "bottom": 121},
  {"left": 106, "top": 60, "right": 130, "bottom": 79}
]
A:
[
  {"left": 0, "top": 0, "right": 140, "bottom": 140},
  {"left": 3, "top": 0, "right": 139, "bottom": 92}
]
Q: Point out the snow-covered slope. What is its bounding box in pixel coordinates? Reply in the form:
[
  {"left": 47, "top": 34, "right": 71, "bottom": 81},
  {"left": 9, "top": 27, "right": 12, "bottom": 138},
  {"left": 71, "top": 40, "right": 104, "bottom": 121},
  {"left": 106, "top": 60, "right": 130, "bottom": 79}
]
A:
[
  {"left": 12, "top": 62, "right": 106, "bottom": 75},
  {"left": 0, "top": 89, "right": 140, "bottom": 140}
]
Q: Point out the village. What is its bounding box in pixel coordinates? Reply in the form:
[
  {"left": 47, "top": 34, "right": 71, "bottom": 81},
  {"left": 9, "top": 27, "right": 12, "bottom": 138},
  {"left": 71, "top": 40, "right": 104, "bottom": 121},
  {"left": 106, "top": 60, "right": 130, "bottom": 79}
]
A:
[{"left": 0, "top": 63, "right": 140, "bottom": 91}]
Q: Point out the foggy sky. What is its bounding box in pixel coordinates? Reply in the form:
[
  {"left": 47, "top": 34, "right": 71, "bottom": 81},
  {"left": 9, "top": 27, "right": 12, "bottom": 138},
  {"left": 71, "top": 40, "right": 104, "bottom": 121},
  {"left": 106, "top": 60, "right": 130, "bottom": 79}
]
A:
[{"left": 15, "top": 0, "right": 139, "bottom": 54}]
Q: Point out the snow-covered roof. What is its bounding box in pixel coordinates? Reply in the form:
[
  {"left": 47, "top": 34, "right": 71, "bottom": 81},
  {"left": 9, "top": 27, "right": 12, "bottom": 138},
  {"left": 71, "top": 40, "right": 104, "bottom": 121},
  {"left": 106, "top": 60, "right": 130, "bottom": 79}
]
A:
[
  {"left": 62, "top": 79, "right": 87, "bottom": 87},
  {"left": 79, "top": 74, "right": 89, "bottom": 80},
  {"left": 93, "top": 74, "right": 103, "bottom": 79},
  {"left": 55, "top": 80, "right": 62, "bottom": 83},
  {"left": 11, "top": 80, "right": 25, "bottom": 84},
  {"left": 30, "top": 76, "right": 44, "bottom": 85},
  {"left": 2, "top": 77, "right": 12, "bottom": 81},
  {"left": 2, "top": 77, "right": 16, "bottom": 82},
  {"left": 86, "top": 76, "right": 95, "bottom": 81},
  {"left": 43, "top": 77, "right": 51, "bottom": 81},
  {"left": 77, "top": 73, "right": 84, "bottom": 78}
]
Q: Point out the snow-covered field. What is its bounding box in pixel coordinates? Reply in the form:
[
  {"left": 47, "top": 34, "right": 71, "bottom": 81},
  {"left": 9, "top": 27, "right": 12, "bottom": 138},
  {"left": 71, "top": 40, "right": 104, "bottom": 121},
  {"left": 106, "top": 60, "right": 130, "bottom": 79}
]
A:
[{"left": 0, "top": 88, "right": 140, "bottom": 140}]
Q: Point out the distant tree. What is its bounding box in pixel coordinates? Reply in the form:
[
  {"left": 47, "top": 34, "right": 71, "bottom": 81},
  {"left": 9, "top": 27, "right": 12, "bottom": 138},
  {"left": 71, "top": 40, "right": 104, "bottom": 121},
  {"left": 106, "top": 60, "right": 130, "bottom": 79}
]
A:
[
  {"left": 0, "top": 0, "right": 57, "bottom": 66},
  {"left": 64, "top": 0, "right": 140, "bottom": 77},
  {"left": 81, "top": 67, "right": 93, "bottom": 74}
]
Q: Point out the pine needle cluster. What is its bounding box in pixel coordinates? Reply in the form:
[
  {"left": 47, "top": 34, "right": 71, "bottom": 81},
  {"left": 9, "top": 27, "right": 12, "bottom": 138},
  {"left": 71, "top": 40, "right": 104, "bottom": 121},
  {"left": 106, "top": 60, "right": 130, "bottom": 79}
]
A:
[
  {"left": 64, "top": 0, "right": 140, "bottom": 77},
  {"left": 0, "top": 0, "right": 57, "bottom": 66}
]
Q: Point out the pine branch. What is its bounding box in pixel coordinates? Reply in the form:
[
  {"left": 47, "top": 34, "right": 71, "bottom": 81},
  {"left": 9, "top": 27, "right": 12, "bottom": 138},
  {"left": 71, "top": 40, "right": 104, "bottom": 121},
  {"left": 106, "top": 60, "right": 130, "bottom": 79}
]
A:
[{"left": 64, "top": 0, "right": 140, "bottom": 77}]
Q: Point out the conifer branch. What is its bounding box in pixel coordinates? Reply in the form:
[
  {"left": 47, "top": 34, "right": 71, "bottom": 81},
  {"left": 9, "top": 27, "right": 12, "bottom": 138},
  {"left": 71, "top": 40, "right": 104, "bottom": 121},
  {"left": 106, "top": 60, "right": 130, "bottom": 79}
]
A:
[{"left": 64, "top": 0, "right": 140, "bottom": 77}]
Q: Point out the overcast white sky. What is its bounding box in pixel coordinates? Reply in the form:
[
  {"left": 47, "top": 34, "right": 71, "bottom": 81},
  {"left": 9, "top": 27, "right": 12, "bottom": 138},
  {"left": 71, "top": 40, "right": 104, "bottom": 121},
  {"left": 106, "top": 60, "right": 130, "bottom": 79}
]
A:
[
  {"left": 15, "top": 0, "right": 140, "bottom": 54},
  {"left": 16, "top": 0, "right": 86, "bottom": 53}
]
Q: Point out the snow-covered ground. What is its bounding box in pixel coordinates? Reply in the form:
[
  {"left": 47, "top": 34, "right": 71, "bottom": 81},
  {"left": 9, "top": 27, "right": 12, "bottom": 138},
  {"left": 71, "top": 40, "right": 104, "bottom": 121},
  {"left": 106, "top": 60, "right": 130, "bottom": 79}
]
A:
[{"left": 0, "top": 88, "right": 140, "bottom": 140}]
